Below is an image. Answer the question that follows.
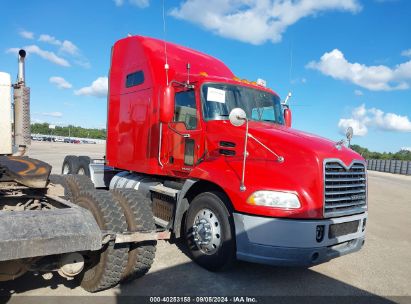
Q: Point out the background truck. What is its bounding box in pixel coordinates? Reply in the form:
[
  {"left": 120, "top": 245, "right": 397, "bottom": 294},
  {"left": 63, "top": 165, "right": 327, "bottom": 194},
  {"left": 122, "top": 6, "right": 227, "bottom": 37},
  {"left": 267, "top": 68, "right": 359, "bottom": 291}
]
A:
[
  {"left": 0, "top": 50, "right": 157, "bottom": 292},
  {"left": 64, "top": 35, "right": 368, "bottom": 271}
]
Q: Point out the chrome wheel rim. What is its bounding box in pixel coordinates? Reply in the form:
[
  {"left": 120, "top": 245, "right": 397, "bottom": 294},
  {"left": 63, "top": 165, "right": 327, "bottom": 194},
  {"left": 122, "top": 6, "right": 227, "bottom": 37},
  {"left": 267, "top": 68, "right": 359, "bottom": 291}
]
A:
[{"left": 192, "top": 208, "right": 221, "bottom": 254}]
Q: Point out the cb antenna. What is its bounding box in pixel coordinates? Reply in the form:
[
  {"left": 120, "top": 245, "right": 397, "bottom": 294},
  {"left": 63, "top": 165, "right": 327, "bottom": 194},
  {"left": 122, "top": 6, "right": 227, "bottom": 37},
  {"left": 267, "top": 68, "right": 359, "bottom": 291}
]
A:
[{"left": 162, "top": 0, "right": 169, "bottom": 85}]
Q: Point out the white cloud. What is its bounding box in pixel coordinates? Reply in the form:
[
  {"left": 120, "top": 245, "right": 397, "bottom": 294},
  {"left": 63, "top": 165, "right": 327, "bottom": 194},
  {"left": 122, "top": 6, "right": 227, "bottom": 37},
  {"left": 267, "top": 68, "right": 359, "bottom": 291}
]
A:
[
  {"left": 338, "top": 104, "right": 411, "bottom": 136},
  {"left": 170, "top": 0, "right": 361, "bottom": 45},
  {"left": 74, "top": 77, "right": 108, "bottom": 98},
  {"left": 354, "top": 89, "right": 363, "bottom": 96},
  {"left": 338, "top": 118, "right": 369, "bottom": 136},
  {"left": 60, "top": 40, "right": 79, "bottom": 55},
  {"left": 401, "top": 147, "right": 411, "bottom": 152},
  {"left": 25, "top": 45, "right": 70, "bottom": 67},
  {"left": 74, "top": 59, "right": 91, "bottom": 69},
  {"left": 49, "top": 76, "right": 72, "bottom": 89},
  {"left": 31, "top": 118, "right": 45, "bottom": 124},
  {"left": 37, "top": 33, "right": 88, "bottom": 67},
  {"left": 307, "top": 49, "right": 411, "bottom": 91},
  {"left": 19, "top": 30, "right": 34, "bottom": 39},
  {"left": 39, "top": 34, "right": 61, "bottom": 46},
  {"left": 6, "top": 45, "right": 70, "bottom": 67},
  {"left": 39, "top": 34, "right": 80, "bottom": 56},
  {"left": 6, "top": 48, "right": 20, "bottom": 54},
  {"left": 42, "top": 112, "right": 63, "bottom": 118},
  {"left": 401, "top": 49, "right": 411, "bottom": 57},
  {"left": 114, "top": 0, "right": 149, "bottom": 7}
]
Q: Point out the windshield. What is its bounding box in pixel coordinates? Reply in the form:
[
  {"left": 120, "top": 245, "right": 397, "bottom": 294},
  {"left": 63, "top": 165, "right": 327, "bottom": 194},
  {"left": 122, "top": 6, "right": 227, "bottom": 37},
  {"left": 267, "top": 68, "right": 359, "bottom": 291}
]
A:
[{"left": 201, "top": 83, "right": 284, "bottom": 125}]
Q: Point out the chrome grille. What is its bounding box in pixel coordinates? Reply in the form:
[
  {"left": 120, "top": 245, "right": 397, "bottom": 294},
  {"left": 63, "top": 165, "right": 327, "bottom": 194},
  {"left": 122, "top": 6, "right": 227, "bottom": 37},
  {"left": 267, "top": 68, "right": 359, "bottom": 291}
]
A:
[{"left": 324, "top": 160, "right": 367, "bottom": 217}]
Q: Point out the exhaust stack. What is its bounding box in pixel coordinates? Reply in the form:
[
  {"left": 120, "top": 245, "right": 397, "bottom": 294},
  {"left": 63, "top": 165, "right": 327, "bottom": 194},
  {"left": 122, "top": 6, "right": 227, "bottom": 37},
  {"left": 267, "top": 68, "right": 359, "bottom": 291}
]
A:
[
  {"left": 13, "top": 49, "right": 31, "bottom": 155},
  {"left": 17, "top": 49, "right": 26, "bottom": 84}
]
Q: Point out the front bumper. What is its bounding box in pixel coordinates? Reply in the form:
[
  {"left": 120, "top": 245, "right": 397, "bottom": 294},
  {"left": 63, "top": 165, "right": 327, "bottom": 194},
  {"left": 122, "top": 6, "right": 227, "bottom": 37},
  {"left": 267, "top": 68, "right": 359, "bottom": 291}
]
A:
[{"left": 234, "top": 212, "right": 367, "bottom": 267}]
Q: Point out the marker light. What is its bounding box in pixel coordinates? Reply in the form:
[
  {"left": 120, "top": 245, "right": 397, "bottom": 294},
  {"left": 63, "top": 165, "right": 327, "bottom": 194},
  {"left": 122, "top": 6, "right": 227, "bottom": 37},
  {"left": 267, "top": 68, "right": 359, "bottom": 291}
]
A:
[
  {"left": 247, "top": 191, "right": 301, "bottom": 209},
  {"left": 199, "top": 71, "right": 208, "bottom": 77},
  {"left": 257, "top": 78, "right": 267, "bottom": 87}
]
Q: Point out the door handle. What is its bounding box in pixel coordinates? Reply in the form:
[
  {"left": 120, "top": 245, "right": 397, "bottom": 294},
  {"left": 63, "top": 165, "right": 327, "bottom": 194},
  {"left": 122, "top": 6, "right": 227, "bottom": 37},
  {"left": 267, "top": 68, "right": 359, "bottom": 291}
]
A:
[{"left": 168, "top": 124, "right": 191, "bottom": 138}]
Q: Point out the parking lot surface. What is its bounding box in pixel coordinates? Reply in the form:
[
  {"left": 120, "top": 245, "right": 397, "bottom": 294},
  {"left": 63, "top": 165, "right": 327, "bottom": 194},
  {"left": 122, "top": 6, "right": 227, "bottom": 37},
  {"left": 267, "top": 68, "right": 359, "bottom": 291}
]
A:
[{"left": 1, "top": 142, "right": 410, "bottom": 303}]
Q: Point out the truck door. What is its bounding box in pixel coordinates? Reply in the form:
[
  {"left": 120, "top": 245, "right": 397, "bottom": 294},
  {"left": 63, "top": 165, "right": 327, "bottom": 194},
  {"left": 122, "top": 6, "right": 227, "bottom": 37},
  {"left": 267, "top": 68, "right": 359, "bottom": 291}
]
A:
[{"left": 166, "top": 89, "right": 203, "bottom": 176}]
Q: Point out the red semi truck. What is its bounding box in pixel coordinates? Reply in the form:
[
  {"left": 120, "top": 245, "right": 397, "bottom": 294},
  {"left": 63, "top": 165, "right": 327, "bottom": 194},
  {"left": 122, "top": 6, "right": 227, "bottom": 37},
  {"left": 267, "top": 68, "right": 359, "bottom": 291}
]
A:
[{"left": 65, "top": 35, "right": 367, "bottom": 271}]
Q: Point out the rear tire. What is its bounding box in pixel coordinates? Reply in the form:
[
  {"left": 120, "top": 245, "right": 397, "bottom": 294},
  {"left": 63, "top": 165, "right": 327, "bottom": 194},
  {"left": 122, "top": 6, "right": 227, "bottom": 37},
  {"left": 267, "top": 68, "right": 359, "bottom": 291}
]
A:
[
  {"left": 65, "top": 174, "right": 95, "bottom": 200},
  {"left": 110, "top": 189, "right": 156, "bottom": 282},
  {"left": 62, "top": 155, "right": 79, "bottom": 174},
  {"left": 184, "top": 191, "right": 235, "bottom": 271},
  {"left": 78, "top": 156, "right": 91, "bottom": 177},
  {"left": 74, "top": 190, "right": 128, "bottom": 292},
  {"left": 48, "top": 174, "right": 73, "bottom": 201}
]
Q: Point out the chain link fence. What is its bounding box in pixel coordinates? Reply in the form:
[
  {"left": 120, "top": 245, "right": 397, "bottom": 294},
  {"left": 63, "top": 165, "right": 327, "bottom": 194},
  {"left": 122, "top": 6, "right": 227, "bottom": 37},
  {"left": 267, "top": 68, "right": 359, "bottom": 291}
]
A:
[{"left": 366, "top": 159, "right": 411, "bottom": 175}]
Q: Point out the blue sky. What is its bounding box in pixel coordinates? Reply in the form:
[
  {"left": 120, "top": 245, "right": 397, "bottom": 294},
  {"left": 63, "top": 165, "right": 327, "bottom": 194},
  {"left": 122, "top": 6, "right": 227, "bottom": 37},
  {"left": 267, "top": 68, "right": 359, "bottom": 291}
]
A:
[{"left": 1, "top": 0, "right": 410, "bottom": 152}]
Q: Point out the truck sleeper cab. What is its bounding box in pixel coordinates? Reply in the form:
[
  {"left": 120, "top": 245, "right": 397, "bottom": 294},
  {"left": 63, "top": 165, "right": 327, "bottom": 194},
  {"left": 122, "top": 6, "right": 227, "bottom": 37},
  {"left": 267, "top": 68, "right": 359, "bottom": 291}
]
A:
[{"left": 91, "top": 35, "right": 368, "bottom": 270}]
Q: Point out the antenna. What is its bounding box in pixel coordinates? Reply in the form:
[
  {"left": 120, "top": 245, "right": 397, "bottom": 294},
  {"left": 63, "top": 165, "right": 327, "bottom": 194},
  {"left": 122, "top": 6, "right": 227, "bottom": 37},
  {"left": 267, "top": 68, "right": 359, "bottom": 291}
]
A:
[
  {"left": 162, "top": 0, "right": 169, "bottom": 86},
  {"left": 283, "top": 92, "right": 292, "bottom": 107}
]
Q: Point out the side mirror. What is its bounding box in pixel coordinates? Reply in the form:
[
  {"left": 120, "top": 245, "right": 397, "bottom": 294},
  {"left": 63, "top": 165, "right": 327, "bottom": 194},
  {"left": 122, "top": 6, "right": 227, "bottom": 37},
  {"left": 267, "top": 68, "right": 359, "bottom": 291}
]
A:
[
  {"left": 284, "top": 108, "right": 292, "bottom": 128},
  {"left": 346, "top": 126, "right": 353, "bottom": 147},
  {"left": 229, "top": 108, "right": 247, "bottom": 127},
  {"left": 160, "top": 85, "right": 175, "bottom": 123},
  {"left": 346, "top": 126, "right": 353, "bottom": 141}
]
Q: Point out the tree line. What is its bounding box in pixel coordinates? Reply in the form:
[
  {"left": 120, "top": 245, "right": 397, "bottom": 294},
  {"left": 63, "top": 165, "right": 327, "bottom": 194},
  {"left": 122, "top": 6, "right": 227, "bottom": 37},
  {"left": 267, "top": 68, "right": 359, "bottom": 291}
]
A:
[
  {"left": 350, "top": 145, "right": 411, "bottom": 161},
  {"left": 31, "top": 123, "right": 106, "bottom": 139}
]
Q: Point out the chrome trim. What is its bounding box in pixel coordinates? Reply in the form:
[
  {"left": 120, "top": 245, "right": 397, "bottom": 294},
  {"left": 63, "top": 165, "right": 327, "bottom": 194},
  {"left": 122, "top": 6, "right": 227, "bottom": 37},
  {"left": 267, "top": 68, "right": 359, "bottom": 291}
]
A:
[
  {"left": 158, "top": 122, "right": 164, "bottom": 168},
  {"left": 323, "top": 159, "right": 368, "bottom": 218}
]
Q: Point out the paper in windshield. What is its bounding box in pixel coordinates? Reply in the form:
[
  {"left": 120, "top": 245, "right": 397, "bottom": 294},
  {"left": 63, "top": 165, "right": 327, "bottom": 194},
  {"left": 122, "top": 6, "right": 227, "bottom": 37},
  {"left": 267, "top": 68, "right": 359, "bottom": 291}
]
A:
[{"left": 207, "top": 87, "right": 226, "bottom": 103}]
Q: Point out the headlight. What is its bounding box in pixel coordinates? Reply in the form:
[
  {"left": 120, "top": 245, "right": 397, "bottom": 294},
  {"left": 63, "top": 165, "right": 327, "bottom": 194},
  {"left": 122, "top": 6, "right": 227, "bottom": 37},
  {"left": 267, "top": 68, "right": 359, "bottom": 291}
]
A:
[{"left": 247, "top": 191, "right": 301, "bottom": 209}]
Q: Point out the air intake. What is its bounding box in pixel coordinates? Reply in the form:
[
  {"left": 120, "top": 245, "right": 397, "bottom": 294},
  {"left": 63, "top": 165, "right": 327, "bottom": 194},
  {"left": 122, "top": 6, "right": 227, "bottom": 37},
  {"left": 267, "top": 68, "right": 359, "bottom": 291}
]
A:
[{"left": 323, "top": 160, "right": 367, "bottom": 217}]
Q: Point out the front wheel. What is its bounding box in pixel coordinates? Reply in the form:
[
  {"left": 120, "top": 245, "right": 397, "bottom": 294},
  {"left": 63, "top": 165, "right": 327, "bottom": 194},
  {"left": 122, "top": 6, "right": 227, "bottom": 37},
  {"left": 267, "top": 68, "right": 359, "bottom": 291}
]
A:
[{"left": 184, "top": 191, "right": 235, "bottom": 271}]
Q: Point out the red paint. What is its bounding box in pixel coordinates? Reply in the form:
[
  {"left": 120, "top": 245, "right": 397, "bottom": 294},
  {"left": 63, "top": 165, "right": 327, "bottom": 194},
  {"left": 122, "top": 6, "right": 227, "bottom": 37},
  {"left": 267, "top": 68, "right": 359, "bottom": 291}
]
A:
[
  {"left": 284, "top": 108, "right": 292, "bottom": 127},
  {"left": 106, "top": 36, "right": 365, "bottom": 219}
]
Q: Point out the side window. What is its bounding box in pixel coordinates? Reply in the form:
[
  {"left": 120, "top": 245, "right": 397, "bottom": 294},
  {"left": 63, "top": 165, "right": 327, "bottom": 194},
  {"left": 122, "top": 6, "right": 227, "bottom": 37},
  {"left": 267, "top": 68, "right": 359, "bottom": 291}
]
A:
[
  {"left": 174, "top": 90, "right": 197, "bottom": 130},
  {"left": 126, "top": 71, "right": 144, "bottom": 88}
]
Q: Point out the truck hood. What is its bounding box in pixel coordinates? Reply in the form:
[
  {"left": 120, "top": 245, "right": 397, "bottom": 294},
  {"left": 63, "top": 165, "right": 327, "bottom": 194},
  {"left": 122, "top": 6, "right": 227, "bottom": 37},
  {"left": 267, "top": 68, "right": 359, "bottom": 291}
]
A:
[
  {"left": 247, "top": 122, "right": 363, "bottom": 166},
  {"left": 201, "top": 120, "right": 366, "bottom": 219}
]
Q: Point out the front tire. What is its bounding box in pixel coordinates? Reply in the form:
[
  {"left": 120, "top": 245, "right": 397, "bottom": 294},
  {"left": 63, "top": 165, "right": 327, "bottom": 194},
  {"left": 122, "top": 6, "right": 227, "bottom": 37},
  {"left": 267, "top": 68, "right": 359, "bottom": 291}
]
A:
[{"left": 184, "top": 191, "right": 235, "bottom": 271}]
